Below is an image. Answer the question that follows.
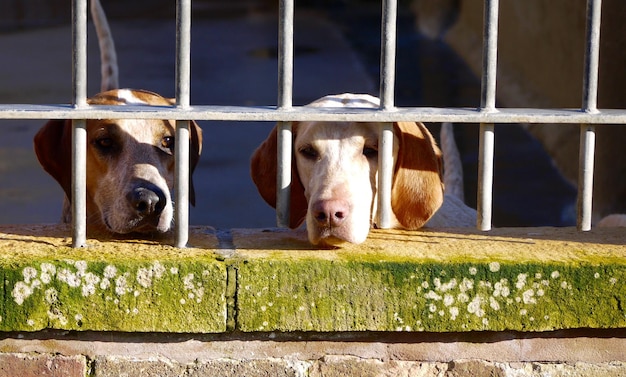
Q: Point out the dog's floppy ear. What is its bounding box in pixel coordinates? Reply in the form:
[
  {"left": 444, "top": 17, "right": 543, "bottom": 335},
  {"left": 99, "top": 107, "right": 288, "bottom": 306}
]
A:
[
  {"left": 188, "top": 120, "right": 203, "bottom": 206},
  {"left": 33, "top": 119, "right": 73, "bottom": 201},
  {"left": 391, "top": 121, "right": 444, "bottom": 229},
  {"left": 250, "top": 122, "right": 307, "bottom": 228}
]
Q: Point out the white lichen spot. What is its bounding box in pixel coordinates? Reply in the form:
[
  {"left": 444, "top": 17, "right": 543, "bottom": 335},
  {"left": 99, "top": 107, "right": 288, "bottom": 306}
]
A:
[
  {"left": 100, "top": 278, "right": 110, "bottom": 290},
  {"left": 536, "top": 289, "right": 545, "bottom": 297},
  {"left": 437, "top": 278, "right": 458, "bottom": 292},
  {"left": 551, "top": 271, "right": 560, "bottom": 279},
  {"left": 12, "top": 281, "right": 33, "bottom": 305},
  {"left": 449, "top": 307, "right": 459, "bottom": 320},
  {"left": 522, "top": 289, "right": 536, "bottom": 304},
  {"left": 535, "top": 273, "right": 542, "bottom": 279},
  {"left": 27, "top": 319, "right": 35, "bottom": 327},
  {"left": 489, "top": 262, "right": 500, "bottom": 272},
  {"left": 429, "top": 304, "right": 437, "bottom": 313},
  {"left": 41, "top": 263, "right": 56, "bottom": 276},
  {"left": 183, "top": 273, "right": 195, "bottom": 290},
  {"left": 457, "top": 293, "right": 470, "bottom": 303},
  {"left": 44, "top": 288, "right": 58, "bottom": 304},
  {"left": 40, "top": 263, "right": 56, "bottom": 284},
  {"left": 180, "top": 298, "right": 186, "bottom": 305},
  {"left": 134, "top": 290, "right": 140, "bottom": 297},
  {"left": 594, "top": 272, "right": 600, "bottom": 279},
  {"left": 75, "top": 314, "right": 83, "bottom": 322},
  {"left": 482, "top": 318, "right": 489, "bottom": 326},
  {"left": 132, "top": 308, "right": 139, "bottom": 314},
  {"left": 22, "top": 267, "right": 37, "bottom": 284},
  {"left": 170, "top": 266, "right": 179, "bottom": 275},
  {"left": 459, "top": 278, "right": 474, "bottom": 293},
  {"left": 467, "top": 295, "right": 485, "bottom": 317},
  {"left": 493, "top": 279, "right": 510, "bottom": 298},
  {"left": 103, "top": 265, "right": 117, "bottom": 279},
  {"left": 424, "top": 290, "right": 442, "bottom": 301},
  {"left": 115, "top": 273, "right": 130, "bottom": 296},
  {"left": 516, "top": 273, "right": 527, "bottom": 289},
  {"left": 489, "top": 296, "right": 500, "bottom": 311},
  {"left": 610, "top": 277, "right": 618, "bottom": 285},
  {"left": 443, "top": 294, "right": 455, "bottom": 307},
  {"left": 421, "top": 281, "right": 429, "bottom": 289},
  {"left": 520, "top": 309, "right": 528, "bottom": 316},
  {"left": 74, "top": 260, "right": 88, "bottom": 274},
  {"left": 469, "top": 267, "right": 477, "bottom": 275},
  {"left": 152, "top": 261, "right": 165, "bottom": 279},
  {"left": 57, "top": 268, "right": 81, "bottom": 288},
  {"left": 30, "top": 279, "right": 41, "bottom": 290},
  {"left": 82, "top": 272, "right": 100, "bottom": 297},
  {"left": 136, "top": 267, "right": 153, "bottom": 288},
  {"left": 261, "top": 305, "right": 267, "bottom": 312},
  {"left": 560, "top": 281, "right": 568, "bottom": 289}
]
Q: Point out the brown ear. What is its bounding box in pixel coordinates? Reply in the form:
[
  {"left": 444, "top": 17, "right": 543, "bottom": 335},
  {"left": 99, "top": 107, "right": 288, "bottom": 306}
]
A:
[
  {"left": 391, "top": 121, "right": 444, "bottom": 229},
  {"left": 250, "top": 123, "right": 307, "bottom": 228},
  {"left": 33, "top": 119, "right": 73, "bottom": 201},
  {"left": 188, "top": 120, "right": 203, "bottom": 206}
]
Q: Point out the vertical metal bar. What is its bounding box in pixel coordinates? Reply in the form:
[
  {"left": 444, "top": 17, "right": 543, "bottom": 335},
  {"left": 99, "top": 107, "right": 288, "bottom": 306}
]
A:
[
  {"left": 477, "top": 0, "right": 499, "bottom": 231},
  {"left": 577, "top": 0, "right": 602, "bottom": 231},
  {"left": 277, "top": 0, "right": 294, "bottom": 110},
  {"left": 276, "top": 122, "right": 293, "bottom": 228},
  {"left": 175, "top": 0, "right": 191, "bottom": 247},
  {"left": 577, "top": 125, "right": 596, "bottom": 231},
  {"left": 477, "top": 124, "right": 495, "bottom": 230},
  {"left": 276, "top": 0, "right": 294, "bottom": 228},
  {"left": 71, "top": 0, "right": 88, "bottom": 248},
  {"left": 379, "top": 0, "right": 397, "bottom": 110},
  {"left": 377, "top": 123, "right": 394, "bottom": 228},
  {"left": 377, "top": 0, "right": 397, "bottom": 228}
]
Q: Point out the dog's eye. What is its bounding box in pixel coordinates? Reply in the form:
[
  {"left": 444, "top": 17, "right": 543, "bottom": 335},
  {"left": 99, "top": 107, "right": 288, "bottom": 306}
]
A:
[
  {"left": 363, "top": 146, "right": 378, "bottom": 159},
  {"left": 298, "top": 145, "right": 319, "bottom": 160},
  {"left": 95, "top": 137, "right": 114, "bottom": 149},
  {"left": 161, "top": 136, "right": 175, "bottom": 150}
]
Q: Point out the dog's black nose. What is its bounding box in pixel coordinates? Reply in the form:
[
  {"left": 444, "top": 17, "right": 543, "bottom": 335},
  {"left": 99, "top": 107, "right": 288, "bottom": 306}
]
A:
[{"left": 128, "top": 186, "right": 166, "bottom": 216}]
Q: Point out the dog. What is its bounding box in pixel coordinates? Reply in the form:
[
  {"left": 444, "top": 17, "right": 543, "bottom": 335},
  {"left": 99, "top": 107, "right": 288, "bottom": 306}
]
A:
[
  {"left": 33, "top": 0, "right": 202, "bottom": 235},
  {"left": 251, "top": 93, "right": 475, "bottom": 246}
]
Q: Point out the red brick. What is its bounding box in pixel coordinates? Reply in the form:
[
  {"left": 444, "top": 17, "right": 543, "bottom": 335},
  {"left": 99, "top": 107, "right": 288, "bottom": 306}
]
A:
[{"left": 0, "top": 353, "right": 86, "bottom": 377}]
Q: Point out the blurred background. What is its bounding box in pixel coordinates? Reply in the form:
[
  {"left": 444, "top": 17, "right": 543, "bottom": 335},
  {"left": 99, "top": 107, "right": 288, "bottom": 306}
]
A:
[{"left": 6, "top": 0, "right": 621, "bottom": 230}]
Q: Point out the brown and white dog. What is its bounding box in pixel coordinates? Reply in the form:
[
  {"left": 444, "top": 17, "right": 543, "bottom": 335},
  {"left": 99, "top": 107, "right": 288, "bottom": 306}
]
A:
[
  {"left": 251, "top": 93, "right": 475, "bottom": 246},
  {"left": 33, "top": 0, "right": 202, "bottom": 235}
]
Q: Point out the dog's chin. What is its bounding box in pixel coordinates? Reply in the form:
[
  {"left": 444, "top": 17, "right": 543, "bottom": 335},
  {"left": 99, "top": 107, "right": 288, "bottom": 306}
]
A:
[
  {"left": 101, "top": 213, "right": 172, "bottom": 236},
  {"left": 308, "top": 227, "right": 368, "bottom": 247}
]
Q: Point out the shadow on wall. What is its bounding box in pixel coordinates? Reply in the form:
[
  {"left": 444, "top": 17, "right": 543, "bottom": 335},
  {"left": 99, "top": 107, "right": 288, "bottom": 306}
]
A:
[{"left": 411, "top": 0, "right": 626, "bottom": 224}]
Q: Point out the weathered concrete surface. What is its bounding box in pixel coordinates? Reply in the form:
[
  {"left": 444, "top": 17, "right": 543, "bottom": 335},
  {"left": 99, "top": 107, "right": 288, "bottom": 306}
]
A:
[
  {"left": 0, "top": 224, "right": 623, "bottom": 334},
  {"left": 0, "top": 225, "right": 227, "bottom": 332},
  {"left": 233, "top": 227, "right": 625, "bottom": 332}
]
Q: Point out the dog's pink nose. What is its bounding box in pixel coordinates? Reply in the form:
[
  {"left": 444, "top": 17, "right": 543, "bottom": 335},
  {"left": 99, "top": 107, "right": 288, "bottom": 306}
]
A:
[{"left": 312, "top": 200, "right": 349, "bottom": 227}]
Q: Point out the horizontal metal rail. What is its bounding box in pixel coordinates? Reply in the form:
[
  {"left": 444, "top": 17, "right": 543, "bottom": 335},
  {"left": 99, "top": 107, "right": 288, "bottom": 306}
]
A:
[{"left": 3, "top": 105, "right": 626, "bottom": 124}]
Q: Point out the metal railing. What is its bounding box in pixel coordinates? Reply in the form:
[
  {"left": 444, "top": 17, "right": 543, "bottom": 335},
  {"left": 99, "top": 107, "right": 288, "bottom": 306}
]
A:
[{"left": 0, "top": 0, "right": 623, "bottom": 247}]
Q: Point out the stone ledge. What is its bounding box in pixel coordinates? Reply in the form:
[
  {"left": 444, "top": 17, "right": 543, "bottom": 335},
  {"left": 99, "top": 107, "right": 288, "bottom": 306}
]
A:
[{"left": 0, "top": 225, "right": 623, "bottom": 333}]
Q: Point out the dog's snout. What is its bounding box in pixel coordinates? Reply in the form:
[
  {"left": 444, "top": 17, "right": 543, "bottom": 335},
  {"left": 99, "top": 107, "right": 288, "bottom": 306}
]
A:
[
  {"left": 128, "top": 186, "right": 166, "bottom": 216},
  {"left": 312, "top": 200, "right": 349, "bottom": 226}
]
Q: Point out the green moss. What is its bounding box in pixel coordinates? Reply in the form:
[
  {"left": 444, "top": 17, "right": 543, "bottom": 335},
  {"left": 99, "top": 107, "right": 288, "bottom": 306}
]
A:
[
  {"left": 235, "top": 258, "right": 626, "bottom": 332},
  {"left": 0, "top": 258, "right": 227, "bottom": 332}
]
